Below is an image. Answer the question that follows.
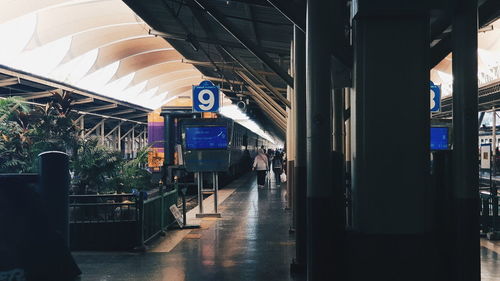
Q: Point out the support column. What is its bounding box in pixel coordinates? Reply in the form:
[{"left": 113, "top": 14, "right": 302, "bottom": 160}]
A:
[
  {"left": 344, "top": 88, "right": 352, "bottom": 227},
  {"left": 351, "top": 3, "right": 431, "bottom": 280},
  {"left": 451, "top": 0, "right": 479, "bottom": 279},
  {"left": 100, "top": 120, "right": 105, "bottom": 146},
  {"left": 37, "top": 151, "right": 70, "bottom": 246},
  {"left": 80, "top": 116, "right": 85, "bottom": 139},
  {"left": 132, "top": 128, "right": 135, "bottom": 158},
  {"left": 292, "top": 24, "right": 307, "bottom": 272},
  {"left": 117, "top": 124, "right": 121, "bottom": 151},
  {"left": 305, "top": 0, "right": 336, "bottom": 279}
]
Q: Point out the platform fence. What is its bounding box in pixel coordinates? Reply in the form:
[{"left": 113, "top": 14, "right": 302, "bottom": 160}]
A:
[
  {"left": 479, "top": 191, "right": 500, "bottom": 233},
  {"left": 139, "top": 186, "right": 178, "bottom": 245},
  {"left": 69, "top": 186, "right": 178, "bottom": 250}
]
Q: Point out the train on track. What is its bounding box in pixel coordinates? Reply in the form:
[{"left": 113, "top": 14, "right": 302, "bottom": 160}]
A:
[{"left": 147, "top": 105, "right": 272, "bottom": 185}]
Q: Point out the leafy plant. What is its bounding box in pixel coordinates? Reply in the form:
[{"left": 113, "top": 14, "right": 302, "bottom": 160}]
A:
[
  {"left": 71, "top": 138, "right": 123, "bottom": 194},
  {"left": 0, "top": 97, "right": 33, "bottom": 173},
  {"left": 118, "top": 146, "right": 154, "bottom": 193}
]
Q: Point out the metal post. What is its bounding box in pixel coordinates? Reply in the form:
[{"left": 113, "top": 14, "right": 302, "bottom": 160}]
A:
[
  {"left": 493, "top": 107, "right": 496, "bottom": 160},
  {"left": 100, "top": 120, "right": 105, "bottom": 145},
  {"left": 164, "top": 113, "right": 172, "bottom": 182},
  {"left": 137, "top": 193, "right": 145, "bottom": 250},
  {"left": 132, "top": 128, "right": 135, "bottom": 158},
  {"left": 451, "top": 0, "right": 479, "bottom": 279},
  {"left": 198, "top": 172, "right": 204, "bottom": 214},
  {"left": 37, "top": 151, "right": 70, "bottom": 247},
  {"left": 492, "top": 142, "right": 498, "bottom": 234},
  {"left": 117, "top": 124, "right": 121, "bottom": 151},
  {"left": 80, "top": 116, "right": 85, "bottom": 139},
  {"left": 214, "top": 172, "right": 218, "bottom": 213},
  {"left": 332, "top": 88, "right": 344, "bottom": 153},
  {"left": 305, "top": 0, "right": 336, "bottom": 279},
  {"left": 291, "top": 24, "right": 307, "bottom": 272},
  {"left": 159, "top": 182, "right": 165, "bottom": 234},
  {"left": 182, "top": 186, "right": 187, "bottom": 226},
  {"left": 344, "top": 88, "right": 352, "bottom": 227}
]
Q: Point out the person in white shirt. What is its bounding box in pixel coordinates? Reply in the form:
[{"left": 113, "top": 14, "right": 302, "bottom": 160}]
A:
[{"left": 253, "top": 149, "right": 269, "bottom": 189}]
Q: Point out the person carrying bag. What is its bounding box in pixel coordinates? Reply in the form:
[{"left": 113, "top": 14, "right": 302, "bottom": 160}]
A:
[{"left": 253, "top": 149, "right": 269, "bottom": 189}]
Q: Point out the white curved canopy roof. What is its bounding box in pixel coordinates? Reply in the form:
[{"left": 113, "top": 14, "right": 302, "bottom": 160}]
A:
[
  {"left": 431, "top": 19, "right": 500, "bottom": 97},
  {"left": 0, "top": 0, "right": 203, "bottom": 109}
]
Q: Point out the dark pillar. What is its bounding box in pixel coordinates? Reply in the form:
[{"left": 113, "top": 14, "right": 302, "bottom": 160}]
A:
[
  {"left": 351, "top": 2, "right": 431, "bottom": 280},
  {"left": 332, "top": 88, "right": 344, "bottom": 153},
  {"left": 163, "top": 113, "right": 174, "bottom": 183},
  {"left": 292, "top": 25, "right": 307, "bottom": 272},
  {"left": 37, "top": 151, "right": 70, "bottom": 246},
  {"left": 305, "top": 0, "right": 336, "bottom": 279},
  {"left": 451, "top": 0, "right": 480, "bottom": 280}
]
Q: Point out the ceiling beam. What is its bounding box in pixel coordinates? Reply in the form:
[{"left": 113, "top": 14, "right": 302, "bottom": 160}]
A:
[
  {"left": 108, "top": 109, "right": 136, "bottom": 116},
  {"left": 266, "top": 0, "right": 306, "bottom": 33},
  {"left": 85, "top": 104, "right": 118, "bottom": 113},
  {"left": 122, "top": 113, "right": 149, "bottom": 119},
  {"left": 0, "top": 77, "right": 20, "bottom": 87},
  {"left": 84, "top": 119, "right": 106, "bottom": 138},
  {"left": 236, "top": 70, "right": 287, "bottom": 117},
  {"left": 17, "top": 91, "right": 55, "bottom": 100},
  {"left": 71, "top": 97, "right": 94, "bottom": 105},
  {"left": 203, "top": 76, "right": 287, "bottom": 92},
  {"left": 150, "top": 29, "right": 289, "bottom": 56},
  {"left": 248, "top": 87, "right": 287, "bottom": 131},
  {"left": 158, "top": 0, "right": 236, "bottom": 90},
  {"left": 430, "top": 0, "right": 500, "bottom": 68},
  {"left": 0, "top": 67, "right": 150, "bottom": 112},
  {"left": 192, "top": 0, "right": 294, "bottom": 87},
  {"left": 105, "top": 121, "right": 124, "bottom": 138},
  {"left": 182, "top": 59, "right": 277, "bottom": 76},
  {"left": 224, "top": 47, "right": 291, "bottom": 107}
]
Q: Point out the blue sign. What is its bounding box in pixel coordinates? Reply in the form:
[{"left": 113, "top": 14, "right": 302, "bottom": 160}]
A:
[
  {"left": 193, "top": 80, "right": 220, "bottom": 112},
  {"left": 185, "top": 126, "right": 228, "bottom": 150},
  {"left": 430, "top": 127, "right": 449, "bottom": 150},
  {"left": 430, "top": 81, "right": 441, "bottom": 112}
]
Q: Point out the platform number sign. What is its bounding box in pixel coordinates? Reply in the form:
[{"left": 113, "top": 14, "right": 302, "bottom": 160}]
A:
[
  {"left": 193, "top": 80, "right": 220, "bottom": 112},
  {"left": 430, "top": 81, "right": 441, "bottom": 112}
]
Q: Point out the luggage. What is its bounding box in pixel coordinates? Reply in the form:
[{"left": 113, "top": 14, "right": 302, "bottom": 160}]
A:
[{"left": 280, "top": 172, "right": 287, "bottom": 183}]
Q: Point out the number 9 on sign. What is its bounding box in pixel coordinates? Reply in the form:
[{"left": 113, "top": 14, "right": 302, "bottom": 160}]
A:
[
  {"left": 198, "top": 89, "right": 215, "bottom": 111},
  {"left": 193, "top": 81, "right": 220, "bottom": 112}
]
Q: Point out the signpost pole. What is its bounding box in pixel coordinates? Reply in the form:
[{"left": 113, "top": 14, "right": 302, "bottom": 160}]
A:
[
  {"left": 214, "top": 172, "right": 219, "bottom": 213},
  {"left": 198, "top": 172, "right": 204, "bottom": 214}
]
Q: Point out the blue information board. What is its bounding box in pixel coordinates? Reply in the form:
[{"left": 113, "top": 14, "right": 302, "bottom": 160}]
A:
[
  {"left": 430, "top": 127, "right": 449, "bottom": 150},
  {"left": 430, "top": 82, "right": 441, "bottom": 112},
  {"left": 193, "top": 80, "right": 220, "bottom": 112},
  {"left": 185, "top": 126, "right": 228, "bottom": 150}
]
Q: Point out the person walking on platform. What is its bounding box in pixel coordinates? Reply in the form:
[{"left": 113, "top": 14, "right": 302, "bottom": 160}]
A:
[
  {"left": 253, "top": 149, "right": 269, "bottom": 189},
  {"left": 272, "top": 151, "right": 284, "bottom": 185}
]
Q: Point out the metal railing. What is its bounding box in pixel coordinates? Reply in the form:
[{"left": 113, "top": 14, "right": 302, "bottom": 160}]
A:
[
  {"left": 69, "top": 188, "right": 178, "bottom": 250},
  {"left": 138, "top": 186, "right": 178, "bottom": 246},
  {"left": 69, "top": 194, "right": 138, "bottom": 223},
  {"left": 480, "top": 190, "right": 500, "bottom": 233}
]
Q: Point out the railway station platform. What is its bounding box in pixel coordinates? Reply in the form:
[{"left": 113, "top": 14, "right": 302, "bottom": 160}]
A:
[
  {"left": 71, "top": 172, "right": 500, "bottom": 281},
  {"left": 73, "top": 173, "right": 299, "bottom": 281}
]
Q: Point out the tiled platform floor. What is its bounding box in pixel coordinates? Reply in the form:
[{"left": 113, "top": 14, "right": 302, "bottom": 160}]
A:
[
  {"left": 73, "top": 172, "right": 500, "bottom": 281},
  {"left": 74, "top": 173, "right": 300, "bottom": 281}
]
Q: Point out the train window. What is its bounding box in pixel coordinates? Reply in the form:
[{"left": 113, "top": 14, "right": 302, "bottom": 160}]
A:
[
  {"left": 481, "top": 139, "right": 484, "bottom": 143},
  {"left": 490, "top": 139, "right": 493, "bottom": 142}
]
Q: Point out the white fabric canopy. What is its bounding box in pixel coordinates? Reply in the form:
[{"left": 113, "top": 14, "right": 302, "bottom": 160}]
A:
[{"left": 0, "top": 0, "right": 203, "bottom": 109}]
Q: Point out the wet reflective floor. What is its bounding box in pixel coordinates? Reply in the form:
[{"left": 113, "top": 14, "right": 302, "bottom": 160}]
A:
[
  {"left": 481, "top": 241, "right": 500, "bottom": 280},
  {"left": 74, "top": 174, "right": 301, "bottom": 281},
  {"left": 73, "top": 173, "right": 500, "bottom": 281}
]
